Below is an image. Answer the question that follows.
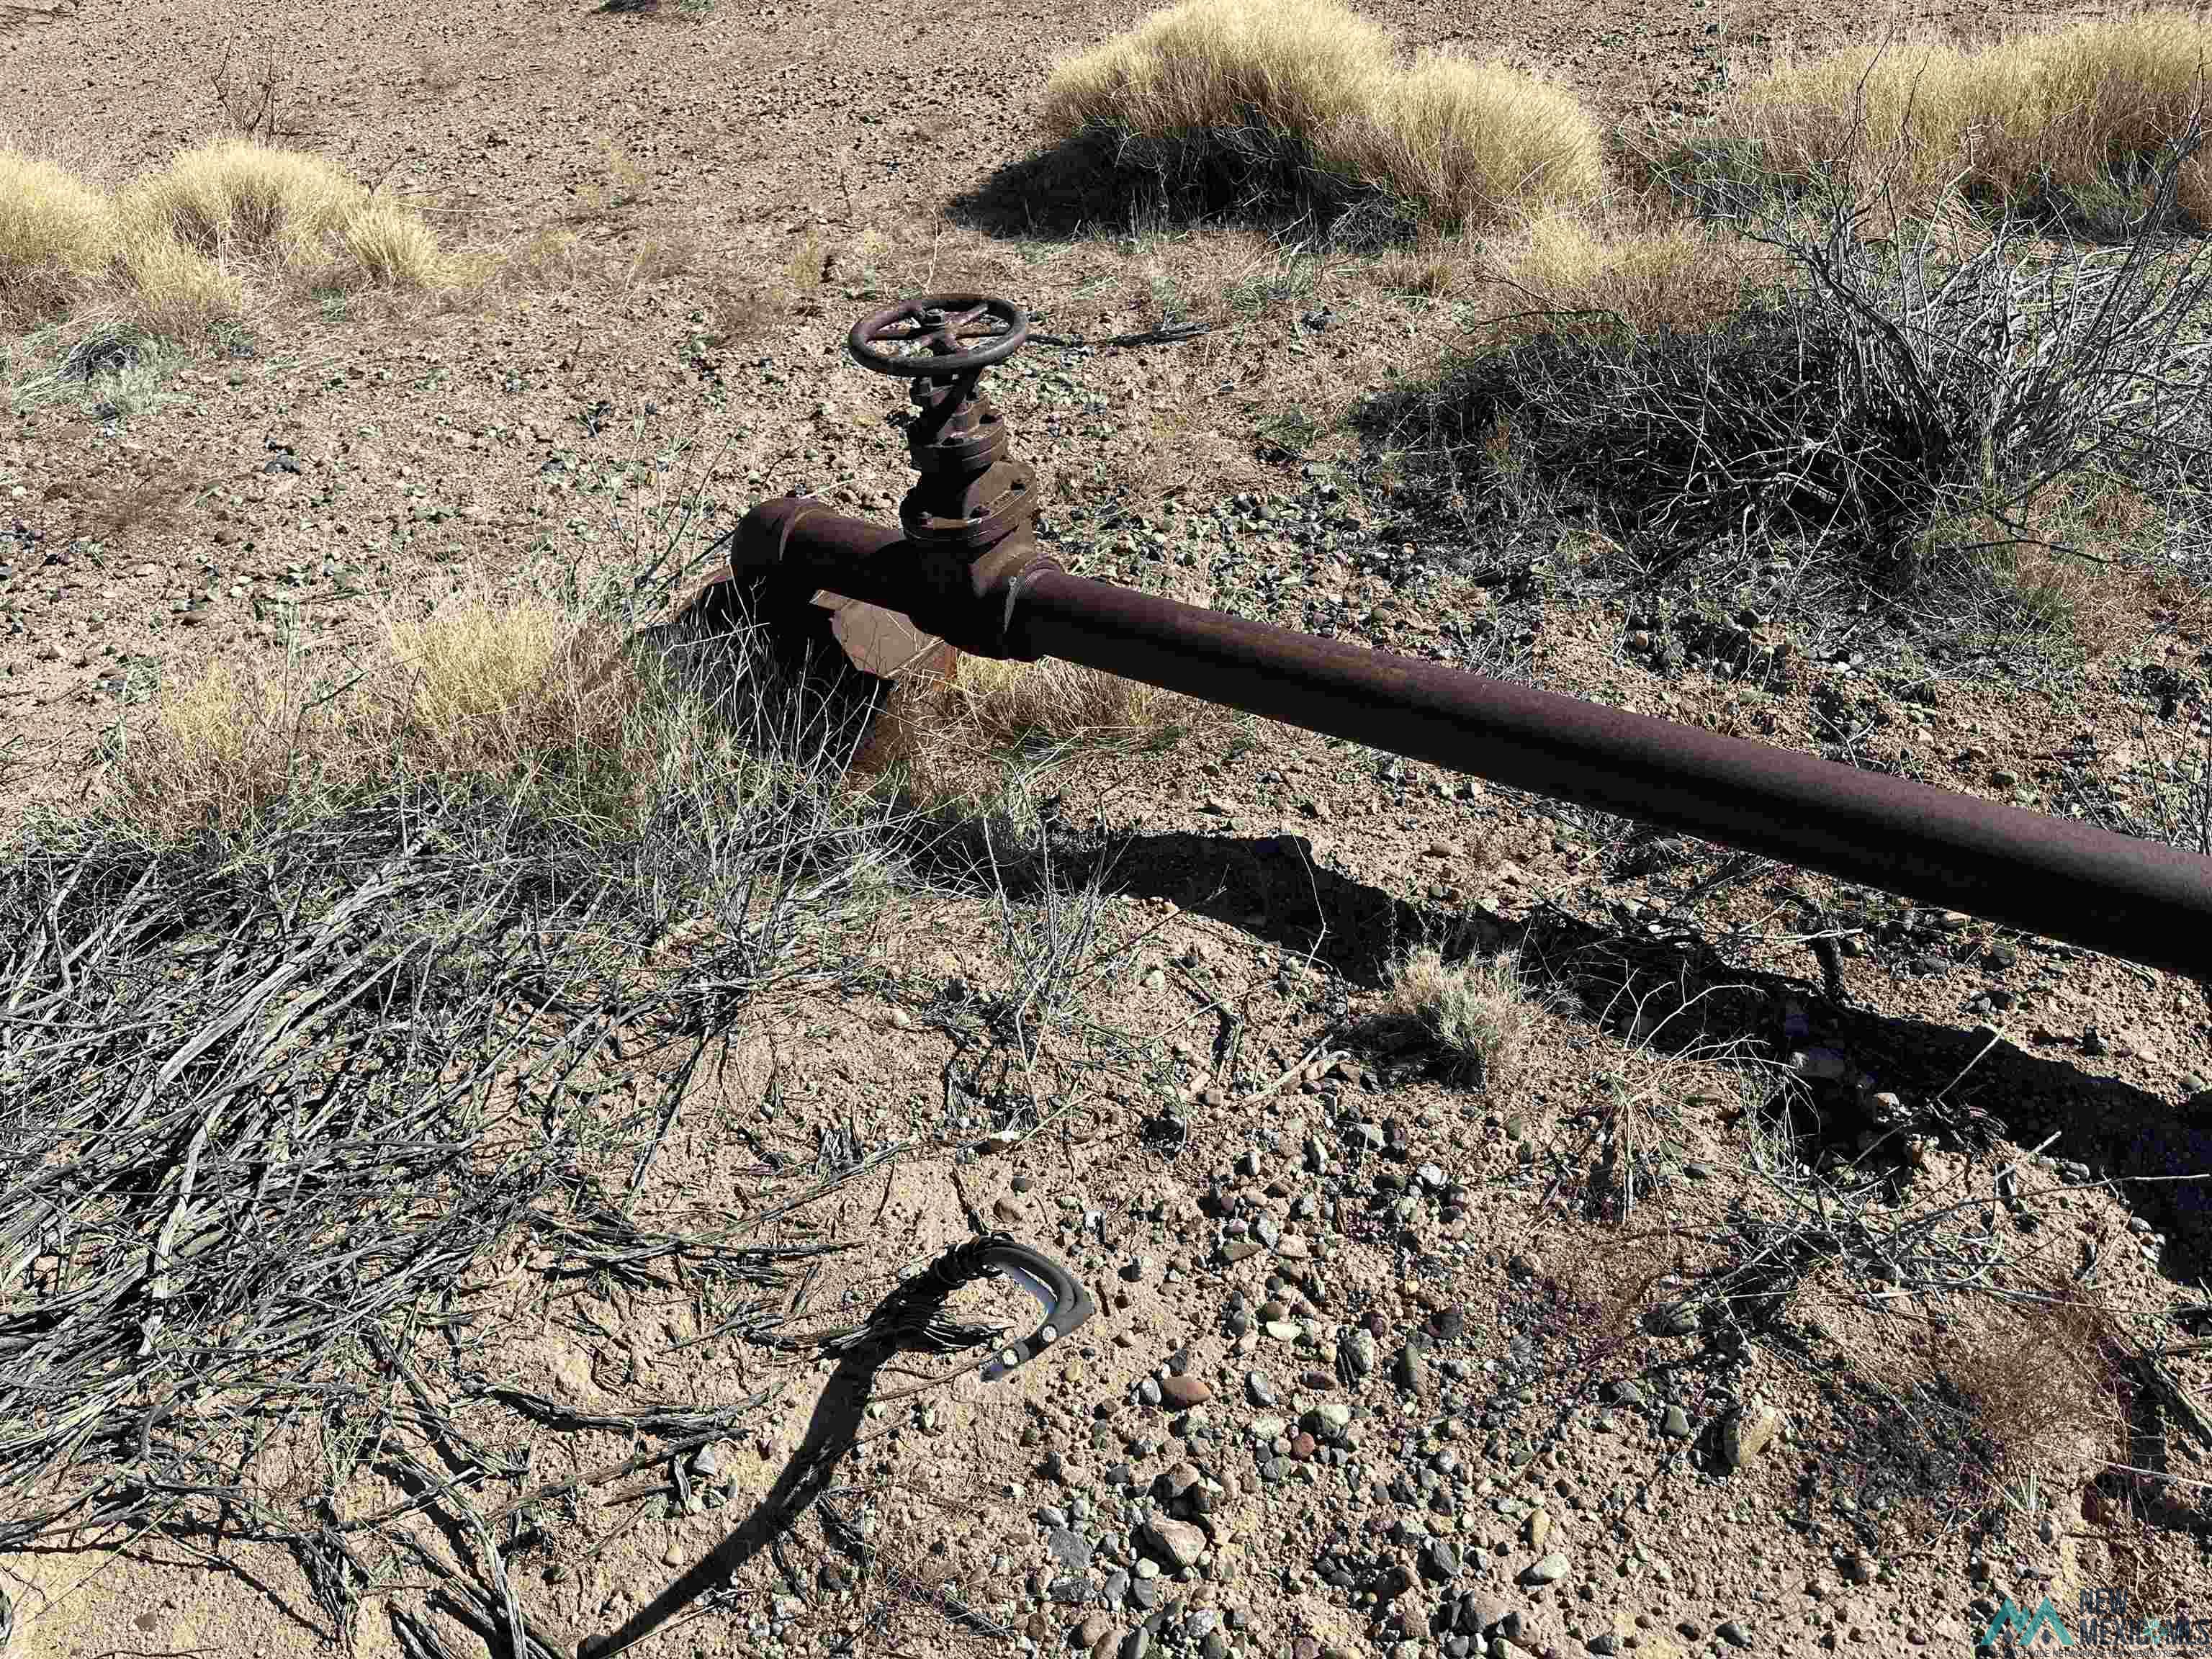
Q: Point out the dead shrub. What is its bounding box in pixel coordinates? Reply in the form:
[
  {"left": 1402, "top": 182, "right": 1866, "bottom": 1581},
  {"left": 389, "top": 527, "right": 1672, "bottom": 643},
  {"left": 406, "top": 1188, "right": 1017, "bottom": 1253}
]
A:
[
  {"left": 1938, "top": 1288, "right": 2127, "bottom": 1486},
  {"left": 207, "top": 41, "right": 285, "bottom": 143},
  {"left": 1368, "top": 184, "right": 2212, "bottom": 613}
]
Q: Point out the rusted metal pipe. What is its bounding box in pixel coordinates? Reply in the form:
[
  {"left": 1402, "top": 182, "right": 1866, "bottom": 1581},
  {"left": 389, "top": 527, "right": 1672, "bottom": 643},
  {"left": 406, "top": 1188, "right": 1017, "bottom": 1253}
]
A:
[{"left": 731, "top": 497, "right": 2212, "bottom": 981}]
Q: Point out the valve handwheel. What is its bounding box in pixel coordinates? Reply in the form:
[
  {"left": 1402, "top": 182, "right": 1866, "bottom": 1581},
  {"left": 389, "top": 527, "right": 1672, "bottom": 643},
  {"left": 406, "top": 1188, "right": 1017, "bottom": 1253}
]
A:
[{"left": 848, "top": 293, "right": 1028, "bottom": 379}]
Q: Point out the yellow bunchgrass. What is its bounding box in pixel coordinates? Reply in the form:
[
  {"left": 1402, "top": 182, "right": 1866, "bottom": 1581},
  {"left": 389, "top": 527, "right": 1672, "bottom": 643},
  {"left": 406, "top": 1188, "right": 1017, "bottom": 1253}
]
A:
[
  {"left": 0, "top": 139, "right": 455, "bottom": 343},
  {"left": 1721, "top": 12, "right": 2212, "bottom": 222},
  {"left": 0, "top": 152, "right": 117, "bottom": 326},
  {"left": 1498, "top": 213, "right": 1784, "bottom": 333},
  {"left": 101, "top": 586, "right": 634, "bottom": 847},
  {"left": 1040, "top": 0, "right": 1604, "bottom": 230}
]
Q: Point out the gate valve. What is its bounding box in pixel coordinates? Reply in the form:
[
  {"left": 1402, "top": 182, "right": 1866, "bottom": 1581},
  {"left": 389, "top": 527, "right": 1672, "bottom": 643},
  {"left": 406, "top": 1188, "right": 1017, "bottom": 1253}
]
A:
[
  {"left": 848, "top": 295, "right": 1036, "bottom": 552},
  {"left": 843, "top": 294, "right": 1055, "bottom": 658}
]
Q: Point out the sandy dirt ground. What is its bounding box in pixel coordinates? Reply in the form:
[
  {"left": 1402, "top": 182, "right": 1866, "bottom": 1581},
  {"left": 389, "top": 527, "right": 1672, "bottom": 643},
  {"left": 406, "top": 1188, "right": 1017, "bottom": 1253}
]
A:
[{"left": 4, "top": 1, "right": 2210, "bottom": 1658}]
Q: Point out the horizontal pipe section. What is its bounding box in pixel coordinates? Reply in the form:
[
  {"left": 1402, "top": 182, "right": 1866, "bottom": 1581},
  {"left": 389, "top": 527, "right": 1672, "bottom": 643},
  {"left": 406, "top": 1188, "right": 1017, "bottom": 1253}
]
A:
[
  {"left": 737, "top": 499, "right": 2212, "bottom": 981},
  {"left": 736, "top": 498, "right": 911, "bottom": 601}
]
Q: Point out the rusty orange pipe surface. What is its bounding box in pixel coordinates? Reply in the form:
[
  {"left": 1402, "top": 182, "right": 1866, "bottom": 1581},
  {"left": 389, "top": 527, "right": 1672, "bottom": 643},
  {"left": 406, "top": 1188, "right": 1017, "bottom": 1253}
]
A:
[{"left": 734, "top": 498, "right": 2212, "bottom": 980}]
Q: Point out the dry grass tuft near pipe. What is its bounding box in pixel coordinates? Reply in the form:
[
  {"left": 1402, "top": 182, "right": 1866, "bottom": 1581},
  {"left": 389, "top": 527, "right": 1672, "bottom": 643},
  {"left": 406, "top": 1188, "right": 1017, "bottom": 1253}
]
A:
[{"left": 1038, "top": 0, "right": 1605, "bottom": 233}]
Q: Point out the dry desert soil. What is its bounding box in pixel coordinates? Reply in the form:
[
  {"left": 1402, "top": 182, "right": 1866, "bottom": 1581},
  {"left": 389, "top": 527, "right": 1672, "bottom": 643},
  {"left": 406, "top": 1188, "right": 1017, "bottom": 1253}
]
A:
[{"left": 5, "top": 3, "right": 2212, "bottom": 1659}]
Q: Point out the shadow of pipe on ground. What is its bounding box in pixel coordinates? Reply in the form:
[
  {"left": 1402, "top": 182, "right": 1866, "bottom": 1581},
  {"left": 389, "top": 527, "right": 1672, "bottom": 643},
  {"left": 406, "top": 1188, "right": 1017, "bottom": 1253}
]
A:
[{"left": 1079, "top": 827, "right": 2212, "bottom": 1280}]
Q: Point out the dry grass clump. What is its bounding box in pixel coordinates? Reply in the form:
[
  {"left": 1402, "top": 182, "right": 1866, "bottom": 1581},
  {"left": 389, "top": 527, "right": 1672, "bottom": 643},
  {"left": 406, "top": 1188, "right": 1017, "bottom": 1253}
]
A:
[
  {"left": 935, "top": 656, "right": 1186, "bottom": 754},
  {"left": 1910, "top": 479, "right": 2190, "bottom": 652},
  {"left": 1938, "top": 1289, "right": 2126, "bottom": 1485},
  {"left": 1380, "top": 946, "right": 1542, "bottom": 1088},
  {"left": 122, "top": 141, "right": 451, "bottom": 295},
  {"left": 1691, "top": 12, "right": 2212, "bottom": 227},
  {"left": 1496, "top": 213, "right": 1782, "bottom": 334},
  {"left": 1040, "top": 0, "right": 1604, "bottom": 231},
  {"left": 106, "top": 575, "right": 1218, "bottom": 864},
  {"left": 99, "top": 586, "right": 639, "bottom": 848},
  {"left": 0, "top": 151, "right": 116, "bottom": 326},
  {"left": 0, "top": 140, "right": 454, "bottom": 345},
  {"left": 883, "top": 655, "right": 1210, "bottom": 855},
  {"left": 108, "top": 232, "right": 249, "bottom": 338}
]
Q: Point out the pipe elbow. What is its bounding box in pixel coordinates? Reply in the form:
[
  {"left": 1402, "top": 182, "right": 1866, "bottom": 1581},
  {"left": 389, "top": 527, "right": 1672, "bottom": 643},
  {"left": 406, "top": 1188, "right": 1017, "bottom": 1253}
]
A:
[{"left": 732, "top": 495, "right": 826, "bottom": 578}]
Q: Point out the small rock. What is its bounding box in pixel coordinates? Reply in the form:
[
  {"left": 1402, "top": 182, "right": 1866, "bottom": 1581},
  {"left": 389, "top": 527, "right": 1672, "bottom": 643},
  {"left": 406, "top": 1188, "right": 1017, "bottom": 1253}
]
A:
[
  {"left": 1154, "top": 1463, "right": 1202, "bottom": 1501},
  {"left": 1521, "top": 1552, "right": 1569, "bottom": 1586},
  {"left": 1719, "top": 1402, "right": 1785, "bottom": 1471},
  {"left": 1161, "top": 1375, "right": 1214, "bottom": 1408},
  {"left": 1457, "top": 1592, "right": 1510, "bottom": 1636},
  {"left": 1141, "top": 1516, "right": 1208, "bottom": 1569},
  {"left": 1660, "top": 1405, "right": 1692, "bottom": 1439},
  {"left": 1048, "top": 1530, "right": 1094, "bottom": 1572},
  {"left": 1303, "top": 1401, "right": 1354, "bottom": 1439},
  {"left": 1395, "top": 1344, "right": 1430, "bottom": 1393},
  {"left": 1791, "top": 1047, "right": 1851, "bottom": 1082}
]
